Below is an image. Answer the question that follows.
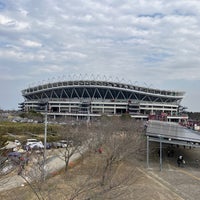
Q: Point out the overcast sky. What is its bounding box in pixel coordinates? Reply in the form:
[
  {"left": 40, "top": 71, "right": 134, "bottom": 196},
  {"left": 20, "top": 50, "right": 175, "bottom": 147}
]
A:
[{"left": 0, "top": 0, "right": 200, "bottom": 111}]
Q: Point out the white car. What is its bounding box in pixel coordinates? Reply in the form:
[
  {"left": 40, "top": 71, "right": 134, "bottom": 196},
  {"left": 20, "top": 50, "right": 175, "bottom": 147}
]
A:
[
  {"left": 29, "top": 142, "right": 44, "bottom": 149},
  {"left": 26, "top": 139, "right": 44, "bottom": 149},
  {"left": 59, "top": 140, "right": 68, "bottom": 148},
  {"left": 52, "top": 140, "right": 73, "bottom": 148},
  {"left": 14, "top": 140, "right": 21, "bottom": 146},
  {"left": 26, "top": 139, "right": 38, "bottom": 146}
]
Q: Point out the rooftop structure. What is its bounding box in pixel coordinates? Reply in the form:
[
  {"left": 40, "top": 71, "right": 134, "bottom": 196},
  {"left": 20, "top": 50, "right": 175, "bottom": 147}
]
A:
[{"left": 146, "top": 120, "right": 200, "bottom": 170}]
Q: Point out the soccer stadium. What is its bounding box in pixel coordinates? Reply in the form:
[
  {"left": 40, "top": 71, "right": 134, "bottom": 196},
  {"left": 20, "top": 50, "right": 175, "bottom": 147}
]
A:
[{"left": 20, "top": 76, "right": 187, "bottom": 122}]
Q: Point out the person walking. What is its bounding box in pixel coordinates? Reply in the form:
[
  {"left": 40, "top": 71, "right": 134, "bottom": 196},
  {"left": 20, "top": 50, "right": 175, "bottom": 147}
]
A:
[{"left": 177, "top": 155, "right": 185, "bottom": 167}]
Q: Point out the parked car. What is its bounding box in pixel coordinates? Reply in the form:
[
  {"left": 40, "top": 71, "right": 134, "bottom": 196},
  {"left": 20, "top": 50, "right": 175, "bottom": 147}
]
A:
[
  {"left": 53, "top": 140, "right": 73, "bottom": 148},
  {"left": 26, "top": 139, "right": 38, "bottom": 146},
  {"left": 8, "top": 152, "right": 21, "bottom": 165},
  {"left": 52, "top": 141, "right": 62, "bottom": 148},
  {"left": 45, "top": 142, "right": 52, "bottom": 149},
  {"left": 8, "top": 151, "right": 21, "bottom": 157},
  {"left": 26, "top": 139, "right": 44, "bottom": 150},
  {"left": 28, "top": 142, "right": 44, "bottom": 149},
  {"left": 14, "top": 140, "right": 21, "bottom": 146},
  {"left": 59, "top": 140, "right": 68, "bottom": 148}
]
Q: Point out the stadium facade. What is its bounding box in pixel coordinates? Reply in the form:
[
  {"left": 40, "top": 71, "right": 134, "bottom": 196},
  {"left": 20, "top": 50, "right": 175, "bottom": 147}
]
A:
[{"left": 20, "top": 77, "right": 188, "bottom": 122}]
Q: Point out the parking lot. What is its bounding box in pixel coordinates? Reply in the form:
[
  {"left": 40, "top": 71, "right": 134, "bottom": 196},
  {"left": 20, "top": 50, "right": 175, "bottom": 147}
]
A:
[{"left": 0, "top": 138, "right": 75, "bottom": 176}]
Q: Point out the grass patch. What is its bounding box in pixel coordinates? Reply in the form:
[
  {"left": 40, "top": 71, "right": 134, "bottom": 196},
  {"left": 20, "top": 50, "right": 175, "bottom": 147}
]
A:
[{"left": 0, "top": 122, "right": 64, "bottom": 142}]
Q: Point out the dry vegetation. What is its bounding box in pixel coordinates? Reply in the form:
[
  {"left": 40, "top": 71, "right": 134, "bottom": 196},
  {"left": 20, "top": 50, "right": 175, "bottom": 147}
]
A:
[
  {"left": 0, "top": 151, "right": 181, "bottom": 200},
  {"left": 1, "top": 116, "right": 176, "bottom": 200}
]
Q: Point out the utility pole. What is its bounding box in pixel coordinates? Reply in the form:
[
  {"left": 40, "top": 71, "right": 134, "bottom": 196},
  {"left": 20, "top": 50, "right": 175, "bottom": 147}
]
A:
[{"left": 43, "top": 103, "right": 48, "bottom": 181}]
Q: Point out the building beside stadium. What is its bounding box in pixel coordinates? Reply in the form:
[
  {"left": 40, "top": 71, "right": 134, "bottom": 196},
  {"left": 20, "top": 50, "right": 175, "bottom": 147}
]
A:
[{"left": 19, "top": 76, "right": 188, "bottom": 122}]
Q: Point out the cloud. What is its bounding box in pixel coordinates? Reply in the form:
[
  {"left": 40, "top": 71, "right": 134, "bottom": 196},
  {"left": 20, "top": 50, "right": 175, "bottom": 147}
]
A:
[
  {"left": 21, "top": 39, "right": 42, "bottom": 47},
  {"left": 0, "top": 74, "right": 30, "bottom": 81},
  {"left": 0, "top": 14, "right": 11, "bottom": 25},
  {"left": 0, "top": 49, "right": 45, "bottom": 61},
  {"left": 0, "top": 0, "right": 200, "bottom": 110},
  {"left": 0, "top": 14, "right": 29, "bottom": 30},
  {"left": 31, "top": 65, "right": 65, "bottom": 75}
]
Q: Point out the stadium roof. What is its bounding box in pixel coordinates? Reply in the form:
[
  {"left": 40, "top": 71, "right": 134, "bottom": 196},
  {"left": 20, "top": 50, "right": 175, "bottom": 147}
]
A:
[{"left": 22, "top": 79, "right": 185, "bottom": 98}]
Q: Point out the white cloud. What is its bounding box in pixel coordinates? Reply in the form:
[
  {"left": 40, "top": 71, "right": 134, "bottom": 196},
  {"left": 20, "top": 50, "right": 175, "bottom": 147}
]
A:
[
  {"left": 0, "top": 74, "right": 30, "bottom": 81},
  {"left": 0, "top": 15, "right": 11, "bottom": 25},
  {"left": 1, "top": 0, "right": 200, "bottom": 111},
  {"left": 0, "top": 49, "right": 45, "bottom": 61},
  {"left": 32, "top": 65, "right": 64, "bottom": 74},
  {"left": 0, "top": 14, "right": 29, "bottom": 30},
  {"left": 18, "top": 8, "right": 29, "bottom": 16},
  {"left": 21, "top": 39, "right": 42, "bottom": 47}
]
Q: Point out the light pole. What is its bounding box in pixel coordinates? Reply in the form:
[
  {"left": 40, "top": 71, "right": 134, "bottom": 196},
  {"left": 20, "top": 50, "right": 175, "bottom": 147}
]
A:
[
  {"left": 44, "top": 104, "right": 47, "bottom": 157},
  {"left": 43, "top": 102, "right": 48, "bottom": 181}
]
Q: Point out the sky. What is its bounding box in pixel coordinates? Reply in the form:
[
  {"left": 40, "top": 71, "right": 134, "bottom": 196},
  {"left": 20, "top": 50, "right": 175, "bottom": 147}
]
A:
[{"left": 0, "top": 0, "right": 200, "bottom": 112}]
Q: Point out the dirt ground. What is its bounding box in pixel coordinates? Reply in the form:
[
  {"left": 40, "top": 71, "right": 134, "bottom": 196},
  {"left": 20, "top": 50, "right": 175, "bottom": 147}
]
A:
[{"left": 1, "top": 145, "right": 200, "bottom": 200}]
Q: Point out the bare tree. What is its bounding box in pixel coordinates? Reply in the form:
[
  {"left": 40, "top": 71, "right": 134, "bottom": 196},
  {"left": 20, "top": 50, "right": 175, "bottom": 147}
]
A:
[
  {"left": 56, "top": 123, "right": 91, "bottom": 173},
  {"left": 65, "top": 116, "right": 145, "bottom": 200},
  {"left": 0, "top": 135, "right": 13, "bottom": 179},
  {"left": 0, "top": 117, "right": 146, "bottom": 200}
]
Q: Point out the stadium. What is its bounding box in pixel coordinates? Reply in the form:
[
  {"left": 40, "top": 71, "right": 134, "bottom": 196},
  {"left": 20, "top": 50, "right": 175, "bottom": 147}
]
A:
[{"left": 20, "top": 75, "right": 188, "bottom": 122}]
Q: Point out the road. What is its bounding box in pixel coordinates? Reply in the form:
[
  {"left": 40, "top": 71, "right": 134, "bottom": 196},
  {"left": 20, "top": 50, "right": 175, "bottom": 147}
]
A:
[{"left": 0, "top": 145, "right": 87, "bottom": 192}]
